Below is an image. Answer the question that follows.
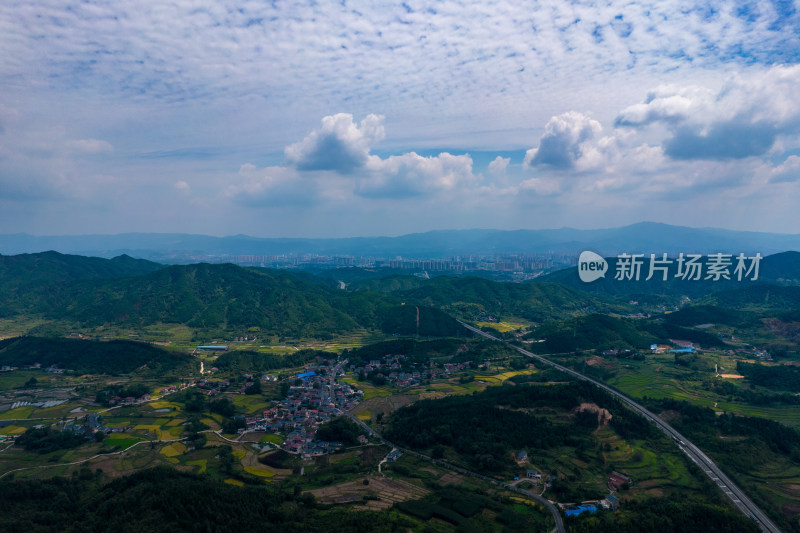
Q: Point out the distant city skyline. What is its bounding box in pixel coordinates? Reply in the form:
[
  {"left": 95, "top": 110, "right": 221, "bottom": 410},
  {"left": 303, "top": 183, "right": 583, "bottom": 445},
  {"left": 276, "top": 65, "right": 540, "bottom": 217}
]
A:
[{"left": 2, "top": 1, "right": 799, "bottom": 237}]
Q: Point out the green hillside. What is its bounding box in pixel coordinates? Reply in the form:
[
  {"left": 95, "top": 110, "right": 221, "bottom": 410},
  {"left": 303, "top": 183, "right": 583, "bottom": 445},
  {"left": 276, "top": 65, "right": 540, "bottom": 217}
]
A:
[
  {"left": 698, "top": 284, "right": 800, "bottom": 311},
  {"left": 0, "top": 336, "right": 192, "bottom": 375},
  {"left": 525, "top": 314, "right": 659, "bottom": 353},
  {"left": 0, "top": 251, "right": 164, "bottom": 317},
  {"left": 0, "top": 253, "right": 627, "bottom": 339},
  {"left": 353, "top": 276, "right": 618, "bottom": 322},
  {"left": 52, "top": 263, "right": 396, "bottom": 337},
  {"left": 661, "top": 305, "right": 756, "bottom": 327},
  {"left": 523, "top": 314, "right": 725, "bottom": 354}
]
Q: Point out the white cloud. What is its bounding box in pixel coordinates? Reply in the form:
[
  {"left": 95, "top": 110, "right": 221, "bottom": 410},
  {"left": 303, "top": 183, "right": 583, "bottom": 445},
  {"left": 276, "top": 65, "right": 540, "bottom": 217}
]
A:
[
  {"left": 614, "top": 85, "right": 715, "bottom": 126},
  {"left": 615, "top": 65, "right": 800, "bottom": 160},
  {"left": 284, "top": 113, "right": 385, "bottom": 173},
  {"left": 524, "top": 112, "right": 602, "bottom": 169},
  {"left": 358, "top": 152, "right": 476, "bottom": 198},
  {"left": 488, "top": 156, "right": 510, "bottom": 177}
]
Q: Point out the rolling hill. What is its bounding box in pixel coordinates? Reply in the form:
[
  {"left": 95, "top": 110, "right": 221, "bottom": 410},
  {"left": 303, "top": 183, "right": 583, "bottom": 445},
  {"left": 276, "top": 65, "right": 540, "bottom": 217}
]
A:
[
  {"left": 351, "top": 275, "right": 623, "bottom": 322},
  {"left": 0, "top": 336, "right": 192, "bottom": 375},
  {"left": 0, "top": 251, "right": 164, "bottom": 318}
]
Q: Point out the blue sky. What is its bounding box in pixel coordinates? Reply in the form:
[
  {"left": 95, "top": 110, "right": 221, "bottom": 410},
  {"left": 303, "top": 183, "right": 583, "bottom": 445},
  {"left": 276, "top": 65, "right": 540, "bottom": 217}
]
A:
[{"left": 1, "top": 0, "right": 800, "bottom": 237}]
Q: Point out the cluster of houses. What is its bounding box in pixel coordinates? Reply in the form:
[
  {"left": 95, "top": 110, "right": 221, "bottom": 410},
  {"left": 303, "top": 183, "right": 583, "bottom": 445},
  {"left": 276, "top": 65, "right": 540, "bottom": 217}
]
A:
[
  {"left": 105, "top": 392, "right": 151, "bottom": 406},
  {"left": 728, "top": 347, "right": 772, "bottom": 360},
  {"left": 350, "top": 354, "right": 472, "bottom": 388},
  {"left": 244, "top": 361, "right": 364, "bottom": 458},
  {"left": 194, "top": 378, "right": 232, "bottom": 396},
  {"left": 63, "top": 412, "right": 127, "bottom": 437},
  {"left": 1, "top": 362, "right": 63, "bottom": 373}
]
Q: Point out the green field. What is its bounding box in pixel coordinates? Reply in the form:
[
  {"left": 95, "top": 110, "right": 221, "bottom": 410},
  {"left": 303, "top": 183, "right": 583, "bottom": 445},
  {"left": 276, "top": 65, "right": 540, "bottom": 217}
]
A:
[
  {"left": 475, "top": 321, "right": 529, "bottom": 333},
  {"left": 607, "top": 354, "right": 800, "bottom": 428},
  {"left": 231, "top": 394, "right": 271, "bottom": 414},
  {"left": 259, "top": 433, "right": 283, "bottom": 445},
  {"left": 103, "top": 434, "right": 145, "bottom": 450}
]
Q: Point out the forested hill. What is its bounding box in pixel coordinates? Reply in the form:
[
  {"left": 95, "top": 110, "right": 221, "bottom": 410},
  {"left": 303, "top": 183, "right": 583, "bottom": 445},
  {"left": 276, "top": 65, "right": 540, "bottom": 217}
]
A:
[
  {"left": 350, "top": 276, "right": 620, "bottom": 322},
  {"left": 0, "top": 250, "right": 163, "bottom": 286},
  {"left": 0, "top": 251, "right": 627, "bottom": 338},
  {"left": 53, "top": 263, "right": 396, "bottom": 337},
  {"left": 0, "top": 251, "right": 165, "bottom": 318},
  {"left": 0, "top": 336, "right": 192, "bottom": 375}
]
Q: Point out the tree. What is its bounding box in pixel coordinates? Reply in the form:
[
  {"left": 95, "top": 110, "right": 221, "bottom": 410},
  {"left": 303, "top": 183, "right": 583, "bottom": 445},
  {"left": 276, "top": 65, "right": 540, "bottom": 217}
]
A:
[
  {"left": 218, "top": 445, "right": 235, "bottom": 474},
  {"left": 245, "top": 380, "right": 262, "bottom": 395}
]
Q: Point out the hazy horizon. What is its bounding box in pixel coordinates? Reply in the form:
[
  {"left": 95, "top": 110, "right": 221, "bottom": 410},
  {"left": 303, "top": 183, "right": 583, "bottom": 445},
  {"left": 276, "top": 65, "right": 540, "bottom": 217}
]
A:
[{"left": 3, "top": 220, "right": 800, "bottom": 241}]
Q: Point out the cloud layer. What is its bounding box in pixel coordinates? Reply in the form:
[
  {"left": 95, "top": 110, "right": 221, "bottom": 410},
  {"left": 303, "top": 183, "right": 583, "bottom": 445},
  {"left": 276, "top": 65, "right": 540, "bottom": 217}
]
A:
[{"left": 1, "top": 2, "right": 800, "bottom": 236}]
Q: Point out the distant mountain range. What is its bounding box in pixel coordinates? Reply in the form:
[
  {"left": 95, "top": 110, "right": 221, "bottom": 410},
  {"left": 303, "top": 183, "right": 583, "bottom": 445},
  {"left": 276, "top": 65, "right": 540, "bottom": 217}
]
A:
[{"left": 1, "top": 222, "right": 799, "bottom": 261}]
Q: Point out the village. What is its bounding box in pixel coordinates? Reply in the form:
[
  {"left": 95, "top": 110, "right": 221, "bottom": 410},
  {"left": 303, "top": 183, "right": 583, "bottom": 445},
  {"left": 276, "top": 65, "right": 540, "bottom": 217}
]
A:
[{"left": 244, "top": 359, "right": 364, "bottom": 458}]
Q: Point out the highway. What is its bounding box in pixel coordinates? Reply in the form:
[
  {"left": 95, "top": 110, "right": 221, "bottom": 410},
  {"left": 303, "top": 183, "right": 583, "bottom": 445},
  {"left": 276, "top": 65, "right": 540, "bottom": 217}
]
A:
[{"left": 460, "top": 321, "right": 782, "bottom": 533}]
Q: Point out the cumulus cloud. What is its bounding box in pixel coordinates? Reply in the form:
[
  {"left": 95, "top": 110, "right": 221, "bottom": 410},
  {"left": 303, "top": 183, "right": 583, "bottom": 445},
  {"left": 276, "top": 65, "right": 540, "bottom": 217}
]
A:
[
  {"left": 524, "top": 112, "right": 602, "bottom": 169},
  {"left": 285, "top": 114, "right": 385, "bottom": 173},
  {"left": 488, "top": 156, "right": 510, "bottom": 177},
  {"left": 614, "top": 85, "right": 714, "bottom": 127},
  {"left": 664, "top": 121, "right": 778, "bottom": 160},
  {"left": 615, "top": 65, "right": 800, "bottom": 161},
  {"left": 358, "top": 152, "right": 475, "bottom": 198}
]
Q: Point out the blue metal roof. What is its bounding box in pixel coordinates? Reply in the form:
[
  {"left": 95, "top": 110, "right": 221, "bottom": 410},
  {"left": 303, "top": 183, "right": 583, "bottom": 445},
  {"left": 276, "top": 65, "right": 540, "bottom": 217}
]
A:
[{"left": 565, "top": 505, "right": 597, "bottom": 517}]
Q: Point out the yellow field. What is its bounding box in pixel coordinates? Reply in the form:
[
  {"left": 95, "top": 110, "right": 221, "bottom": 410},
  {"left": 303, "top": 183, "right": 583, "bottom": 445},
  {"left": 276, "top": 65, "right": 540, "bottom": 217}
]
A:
[
  {"left": 475, "top": 321, "right": 528, "bottom": 333},
  {"left": 0, "top": 406, "right": 35, "bottom": 420},
  {"left": 244, "top": 465, "right": 275, "bottom": 479},
  {"left": 476, "top": 369, "right": 537, "bottom": 383},
  {"left": 149, "top": 401, "right": 182, "bottom": 410},
  {"left": 357, "top": 410, "right": 372, "bottom": 421},
  {"left": 0, "top": 424, "right": 27, "bottom": 436},
  {"left": 186, "top": 459, "right": 207, "bottom": 474},
  {"left": 224, "top": 478, "right": 244, "bottom": 486},
  {"left": 233, "top": 449, "right": 246, "bottom": 460},
  {"left": 133, "top": 424, "right": 161, "bottom": 433},
  {"left": 159, "top": 442, "right": 187, "bottom": 457}
]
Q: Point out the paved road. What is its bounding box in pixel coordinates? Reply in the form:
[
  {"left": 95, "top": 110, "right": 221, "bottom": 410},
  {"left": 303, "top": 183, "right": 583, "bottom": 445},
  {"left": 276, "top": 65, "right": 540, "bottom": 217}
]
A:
[
  {"left": 342, "top": 409, "right": 566, "bottom": 533},
  {"left": 460, "top": 321, "right": 781, "bottom": 533}
]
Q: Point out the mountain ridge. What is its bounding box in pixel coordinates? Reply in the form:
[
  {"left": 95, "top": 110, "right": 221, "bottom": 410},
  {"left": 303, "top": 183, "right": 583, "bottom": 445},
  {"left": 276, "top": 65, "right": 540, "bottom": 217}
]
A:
[{"left": 2, "top": 222, "right": 799, "bottom": 260}]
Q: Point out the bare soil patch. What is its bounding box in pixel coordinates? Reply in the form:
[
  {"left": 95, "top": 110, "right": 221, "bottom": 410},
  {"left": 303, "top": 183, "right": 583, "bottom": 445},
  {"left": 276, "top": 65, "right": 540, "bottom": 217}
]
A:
[{"left": 307, "top": 475, "right": 429, "bottom": 510}]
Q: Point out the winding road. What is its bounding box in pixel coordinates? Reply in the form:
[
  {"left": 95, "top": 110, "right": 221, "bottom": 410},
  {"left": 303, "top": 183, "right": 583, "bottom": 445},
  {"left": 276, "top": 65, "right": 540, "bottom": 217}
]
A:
[{"left": 342, "top": 409, "right": 566, "bottom": 533}]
